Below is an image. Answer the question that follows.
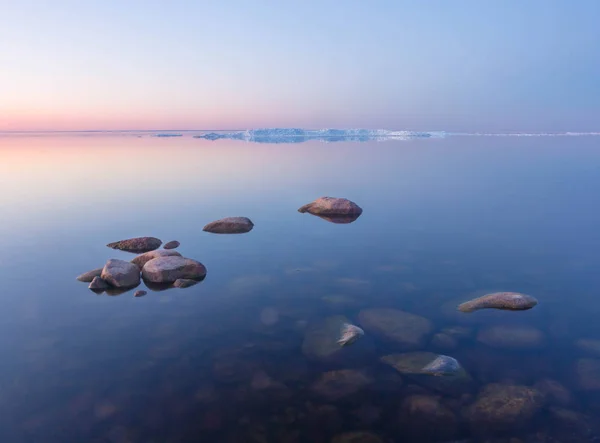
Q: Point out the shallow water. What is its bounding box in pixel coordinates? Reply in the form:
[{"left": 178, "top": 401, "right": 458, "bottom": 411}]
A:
[{"left": 1, "top": 134, "right": 600, "bottom": 442}]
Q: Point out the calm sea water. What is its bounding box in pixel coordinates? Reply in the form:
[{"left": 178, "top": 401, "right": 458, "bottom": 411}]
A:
[{"left": 1, "top": 134, "right": 600, "bottom": 442}]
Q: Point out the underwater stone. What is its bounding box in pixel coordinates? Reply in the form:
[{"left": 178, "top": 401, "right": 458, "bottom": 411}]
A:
[
  {"left": 399, "top": 395, "right": 459, "bottom": 441},
  {"left": 142, "top": 256, "right": 206, "bottom": 283},
  {"left": 302, "top": 315, "right": 350, "bottom": 360},
  {"left": 337, "top": 323, "right": 364, "bottom": 347},
  {"left": 421, "top": 355, "right": 462, "bottom": 376},
  {"left": 101, "top": 259, "right": 141, "bottom": 288},
  {"left": 77, "top": 267, "right": 103, "bottom": 282},
  {"left": 203, "top": 217, "right": 254, "bottom": 234},
  {"left": 131, "top": 249, "right": 182, "bottom": 269},
  {"left": 163, "top": 240, "right": 180, "bottom": 250},
  {"left": 358, "top": 308, "right": 433, "bottom": 350},
  {"left": 310, "top": 369, "right": 372, "bottom": 400},
  {"left": 431, "top": 333, "right": 458, "bottom": 350},
  {"left": 575, "top": 358, "right": 600, "bottom": 391},
  {"left": 575, "top": 338, "right": 600, "bottom": 357},
  {"left": 458, "top": 292, "right": 538, "bottom": 313},
  {"left": 106, "top": 236, "right": 162, "bottom": 253},
  {"left": 477, "top": 325, "right": 544, "bottom": 349},
  {"left": 298, "top": 197, "right": 363, "bottom": 217},
  {"left": 534, "top": 378, "right": 572, "bottom": 406}
]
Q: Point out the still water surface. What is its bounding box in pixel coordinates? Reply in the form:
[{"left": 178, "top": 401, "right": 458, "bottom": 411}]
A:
[{"left": 1, "top": 134, "right": 600, "bottom": 442}]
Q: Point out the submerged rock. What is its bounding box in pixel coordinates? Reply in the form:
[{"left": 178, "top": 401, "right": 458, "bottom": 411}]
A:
[
  {"left": 173, "top": 278, "right": 198, "bottom": 288},
  {"left": 477, "top": 325, "right": 544, "bottom": 349},
  {"left": 142, "top": 256, "right": 206, "bottom": 283},
  {"left": 431, "top": 333, "right": 458, "bottom": 350},
  {"left": 298, "top": 197, "right": 363, "bottom": 218},
  {"left": 100, "top": 259, "right": 141, "bottom": 288},
  {"left": 131, "top": 249, "right": 182, "bottom": 269},
  {"left": 575, "top": 358, "right": 600, "bottom": 391},
  {"left": 534, "top": 378, "right": 572, "bottom": 406},
  {"left": 358, "top": 308, "right": 433, "bottom": 350},
  {"left": 464, "top": 383, "right": 544, "bottom": 432},
  {"left": 311, "top": 369, "right": 372, "bottom": 400},
  {"left": 106, "top": 236, "right": 162, "bottom": 253},
  {"left": 302, "top": 315, "right": 351, "bottom": 360},
  {"left": 440, "top": 325, "right": 473, "bottom": 339},
  {"left": 203, "top": 217, "right": 254, "bottom": 234},
  {"left": 337, "top": 323, "right": 364, "bottom": 347},
  {"left": 399, "top": 395, "right": 458, "bottom": 441},
  {"left": 76, "top": 268, "right": 103, "bottom": 282},
  {"left": 575, "top": 338, "right": 600, "bottom": 357},
  {"left": 458, "top": 292, "right": 538, "bottom": 313},
  {"left": 331, "top": 431, "right": 383, "bottom": 443},
  {"left": 421, "top": 355, "right": 462, "bottom": 376},
  {"left": 381, "top": 352, "right": 472, "bottom": 396},
  {"left": 163, "top": 240, "right": 180, "bottom": 250},
  {"left": 133, "top": 290, "right": 147, "bottom": 297},
  {"left": 88, "top": 276, "right": 109, "bottom": 291}
]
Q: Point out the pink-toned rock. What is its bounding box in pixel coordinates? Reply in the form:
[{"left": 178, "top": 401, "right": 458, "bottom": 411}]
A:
[
  {"left": 173, "top": 278, "right": 198, "bottom": 288},
  {"left": 142, "top": 256, "right": 206, "bottom": 283},
  {"left": 134, "top": 290, "right": 147, "bottom": 297},
  {"left": 77, "top": 268, "right": 103, "bottom": 282},
  {"left": 298, "top": 197, "right": 362, "bottom": 217},
  {"left": 100, "top": 259, "right": 140, "bottom": 288},
  {"left": 89, "top": 276, "right": 109, "bottom": 291},
  {"left": 131, "top": 249, "right": 182, "bottom": 269},
  {"left": 203, "top": 217, "right": 254, "bottom": 234},
  {"left": 163, "top": 240, "right": 180, "bottom": 250},
  {"left": 106, "top": 236, "right": 162, "bottom": 253}
]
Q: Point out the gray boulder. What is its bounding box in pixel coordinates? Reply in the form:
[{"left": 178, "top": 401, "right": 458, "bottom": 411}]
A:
[
  {"left": 142, "top": 256, "right": 207, "bottom": 283},
  {"left": 100, "top": 259, "right": 141, "bottom": 288},
  {"left": 76, "top": 268, "right": 103, "bottom": 282},
  {"left": 88, "top": 276, "right": 109, "bottom": 291},
  {"left": 203, "top": 217, "right": 254, "bottom": 234}
]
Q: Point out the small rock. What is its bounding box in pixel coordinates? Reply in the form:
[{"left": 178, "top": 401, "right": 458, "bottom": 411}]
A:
[
  {"left": 477, "top": 325, "right": 544, "bottom": 349},
  {"left": 331, "top": 431, "right": 383, "bottom": 443},
  {"left": 89, "top": 276, "right": 109, "bottom": 291},
  {"left": 100, "top": 259, "right": 141, "bottom": 288},
  {"left": 298, "top": 197, "right": 363, "bottom": 217},
  {"left": 203, "top": 217, "right": 254, "bottom": 234},
  {"left": 575, "top": 358, "right": 600, "bottom": 390},
  {"left": 134, "top": 290, "right": 147, "bottom": 297},
  {"left": 76, "top": 268, "right": 103, "bottom": 282},
  {"left": 163, "top": 240, "right": 180, "bottom": 250},
  {"left": 311, "top": 369, "right": 372, "bottom": 400},
  {"left": 464, "top": 383, "right": 544, "bottom": 432},
  {"left": 431, "top": 333, "right": 458, "bottom": 350},
  {"left": 358, "top": 308, "right": 433, "bottom": 350},
  {"left": 458, "top": 292, "right": 538, "bottom": 313},
  {"left": 142, "top": 256, "right": 207, "bottom": 283},
  {"left": 534, "top": 379, "right": 572, "bottom": 406},
  {"left": 173, "top": 278, "right": 198, "bottom": 288},
  {"left": 106, "top": 236, "right": 162, "bottom": 253},
  {"left": 337, "top": 323, "right": 364, "bottom": 347},
  {"left": 131, "top": 249, "right": 182, "bottom": 269},
  {"left": 422, "top": 355, "right": 462, "bottom": 376},
  {"left": 575, "top": 338, "right": 600, "bottom": 357}
]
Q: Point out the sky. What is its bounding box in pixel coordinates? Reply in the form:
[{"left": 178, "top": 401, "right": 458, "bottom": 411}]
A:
[{"left": 1, "top": 0, "right": 599, "bottom": 132}]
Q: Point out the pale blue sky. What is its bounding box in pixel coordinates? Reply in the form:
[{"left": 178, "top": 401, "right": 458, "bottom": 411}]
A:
[{"left": 1, "top": 0, "right": 599, "bottom": 131}]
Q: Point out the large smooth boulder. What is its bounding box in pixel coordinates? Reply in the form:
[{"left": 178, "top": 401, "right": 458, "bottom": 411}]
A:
[
  {"left": 464, "top": 383, "right": 544, "bottom": 432},
  {"left": 106, "top": 236, "right": 162, "bottom": 253},
  {"left": 100, "top": 259, "right": 140, "bottom": 288},
  {"left": 76, "top": 268, "right": 103, "bottom": 282},
  {"left": 203, "top": 217, "right": 254, "bottom": 234},
  {"left": 477, "top": 325, "right": 544, "bottom": 349},
  {"left": 298, "top": 197, "right": 362, "bottom": 217},
  {"left": 311, "top": 369, "right": 372, "bottom": 400},
  {"left": 358, "top": 308, "right": 433, "bottom": 349},
  {"left": 131, "top": 249, "right": 182, "bottom": 269},
  {"left": 142, "top": 256, "right": 206, "bottom": 283}
]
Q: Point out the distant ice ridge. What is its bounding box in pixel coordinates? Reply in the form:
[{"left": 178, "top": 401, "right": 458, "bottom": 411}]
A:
[{"left": 193, "top": 128, "right": 445, "bottom": 143}]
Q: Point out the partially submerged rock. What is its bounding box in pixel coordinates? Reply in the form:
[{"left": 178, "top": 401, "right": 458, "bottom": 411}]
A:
[
  {"left": 358, "top": 308, "right": 433, "bottom": 350},
  {"left": 142, "top": 256, "right": 206, "bottom": 283},
  {"left": 298, "top": 197, "right": 363, "bottom": 218},
  {"left": 76, "top": 268, "right": 103, "bottom": 282},
  {"left": 575, "top": 358, "right": 600, "bottom": 391},
  {"left": 302, "top": 315, "right": 351, "bottom": 360},
  {"left": 310, "top": 369, "right": 372, "bottom": 400},
  {"left": 575, "top": 338, "right": 600, "bottom": 357},
  {"left": 534, "top": 378, "right": 572, "bottom": 406},
  {"left": 173, "top": 278, "right": 198, "bottom": 288},
  {"left": 421, "top": 355, "right": 462, "bottom": 376},
  {"left": 464, "top": 383, "right": 544, "bottom": 432},
  {"left": 100, "top": 259, "right": 141, "bottom": 288},
  {"left": 89, "top": 276, "right": 109, "bottom": 291},
  {"left": 203, "top": 217, "right": 254, "bottom": 234},
  {"left": 163, "top": 240, "right": 180, "bottom": 250},
  {"left": 131, "top": 249, "right": 182, "bottom": 269},
  {"left": 477, "top": 325, "right": 544, "bottom": 349},
  {"left": 337, "top": 323, "right": 364, "bottom": 347},
  {"left": 133, "top": 290, "right": 147, "bottom": 297},
  {"left": 458, "top": 292, "right": 538, "bottom": 313},
  {"left": 106, "top": 236, "right": 162, "bottom": 253}
]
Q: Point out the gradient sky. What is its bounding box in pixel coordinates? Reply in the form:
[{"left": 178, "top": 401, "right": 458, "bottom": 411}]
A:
[{"left": 1, "top": 0, "right": 599, "bottom": 132}]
